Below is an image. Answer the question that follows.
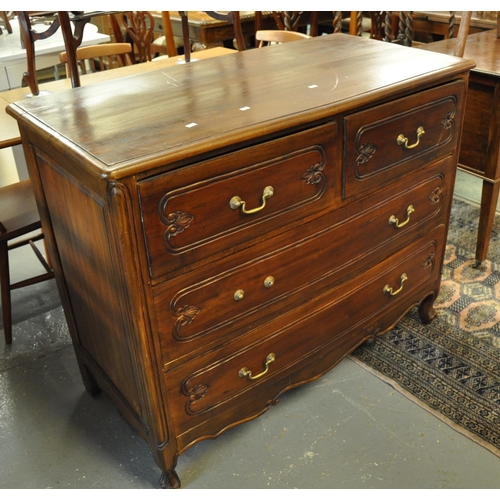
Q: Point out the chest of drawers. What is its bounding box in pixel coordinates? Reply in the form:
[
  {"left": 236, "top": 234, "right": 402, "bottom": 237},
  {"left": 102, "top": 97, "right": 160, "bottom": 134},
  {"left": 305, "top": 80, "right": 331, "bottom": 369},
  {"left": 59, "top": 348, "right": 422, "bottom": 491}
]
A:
[{"left": 7, "top": 34, "right": 473, "bottom": 488}]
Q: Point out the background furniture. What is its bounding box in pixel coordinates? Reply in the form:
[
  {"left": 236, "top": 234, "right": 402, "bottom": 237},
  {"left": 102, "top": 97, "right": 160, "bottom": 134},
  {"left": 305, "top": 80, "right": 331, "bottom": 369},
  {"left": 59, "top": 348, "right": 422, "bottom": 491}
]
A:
[
  {"left": 161, "top": 11, "right": 335, "bottom": 51},
  {"left": 150, "top": 11, "right": 179, "bottom": 58},
  {"left": 159, "top": 11, "right": 273, "bottom": 49},
  {"left": 263, "top": 11, "right": 321, "bottom": 35},
  {"left": 8, "top": 34, "right": 472, "bottom": 487},
  {"left": 112, "top": 12, "right": 155, "bottom": 63},
  {"left": 413, "top": 11, "right": 498, "bottom": 38},
  {"left": 59, "top": 42, "right": 133, "bottom": 76},
  {"left": 17, "top": 11, "right": 117, "bottom": 94},
  {"left": 113, "top": 11, "right": 193, "bottom": 62},
  {"left": 0, "top": 11, "right": 12, "bottom": 35},
  {"left": 422, "top": 27, "right": 500, "bottom": 261},
  {"left": 0, "top": 13, "right": 109, "bottom": 92},
  {"left": 0, "top": 179, "right": 53, "bottom": 344},
  {"left": 255, "top": 29, "right": 311, "bottom": 47},
  {"left": 350, "top": 11, "right": 472, "bottom": 46}
]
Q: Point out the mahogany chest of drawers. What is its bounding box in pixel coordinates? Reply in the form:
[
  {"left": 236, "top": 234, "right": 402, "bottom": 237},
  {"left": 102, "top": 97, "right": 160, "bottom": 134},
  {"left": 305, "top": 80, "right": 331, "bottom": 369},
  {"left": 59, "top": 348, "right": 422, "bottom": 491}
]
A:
[{"left": 8, "top": 34, "right": 473, "bottom": 488}]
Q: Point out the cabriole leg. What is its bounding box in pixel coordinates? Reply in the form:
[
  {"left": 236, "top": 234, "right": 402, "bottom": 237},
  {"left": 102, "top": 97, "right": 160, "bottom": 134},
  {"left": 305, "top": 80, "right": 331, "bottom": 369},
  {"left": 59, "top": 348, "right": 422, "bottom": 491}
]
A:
[
  {"left": 418, "top": 292, "right": 437, "bottom": 325},
  {"left": 159, "top": 469, "right": 181, "bottom": 489}
]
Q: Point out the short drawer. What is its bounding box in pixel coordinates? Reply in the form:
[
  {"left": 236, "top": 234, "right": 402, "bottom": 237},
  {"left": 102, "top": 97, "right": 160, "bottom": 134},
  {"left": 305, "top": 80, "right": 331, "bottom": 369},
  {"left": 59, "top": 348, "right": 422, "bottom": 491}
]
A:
[
  {"left": 139, "top": 122, "right": 339, "bottom": 282},
  {"left": 154, "top": 157, "right": 453, "bottom": 368},
  {"left": 344, "top": 80, "right": 465, "bottom": 198},
  {"left": 167, "top": 224, "right": 446, "bottom": 435}
]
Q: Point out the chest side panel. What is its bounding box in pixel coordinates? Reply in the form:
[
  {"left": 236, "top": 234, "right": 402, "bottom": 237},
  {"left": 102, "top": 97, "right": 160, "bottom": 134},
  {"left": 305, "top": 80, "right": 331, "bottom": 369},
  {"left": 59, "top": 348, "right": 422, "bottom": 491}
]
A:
[{"left": 32, "top": 147, "right": 150, "bottom": 427}]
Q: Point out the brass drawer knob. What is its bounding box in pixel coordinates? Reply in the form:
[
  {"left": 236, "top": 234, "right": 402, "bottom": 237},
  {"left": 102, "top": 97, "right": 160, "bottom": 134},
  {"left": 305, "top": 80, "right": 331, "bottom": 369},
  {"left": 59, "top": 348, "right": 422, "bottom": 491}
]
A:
[
  {"left": 229, "top": 186, "right": 274, "bottom": 215},
  {"left": 383, "top": 273, "right": 408, "bottom": 296},
  {"left": 397, "top": 126, "right": 425, "bottom": 150},
  {"left": 264, "top": 276, "right": 275, "bottom": 288},
  {"left": 239, "top": 353, "right": 276, "bottom": 381},
  {"left": 389, "top": 205, "right": 415, "bottom": 228},
  {"left": 234, "top": 289, "right": 245, "bottom": 301}
]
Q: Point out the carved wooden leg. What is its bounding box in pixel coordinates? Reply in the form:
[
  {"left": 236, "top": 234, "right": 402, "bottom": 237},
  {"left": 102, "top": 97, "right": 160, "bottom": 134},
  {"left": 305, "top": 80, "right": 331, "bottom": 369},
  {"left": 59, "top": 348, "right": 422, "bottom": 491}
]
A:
[
  {"left": 159, "top": 469, "right": 181, "bottom": 489},
  {"left": 418, "top": 292, "right": 437, "bottom": 325},
  {"left": 364, "top": 327, "right": 381, "bottom": 345},
  {"left": 475, "top": 180, "right": 500, "bottom": 262}
]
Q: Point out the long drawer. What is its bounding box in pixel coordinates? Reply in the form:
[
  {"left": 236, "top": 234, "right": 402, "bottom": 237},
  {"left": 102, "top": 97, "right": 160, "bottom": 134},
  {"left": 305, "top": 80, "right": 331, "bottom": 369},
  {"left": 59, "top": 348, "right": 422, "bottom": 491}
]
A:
[
  {"left": 154, "top": 158, "right": 453, "bottom": 367},
  {"left": 166, "top": 224, "right": 446, "bottom": 439},
  {"left": 344, "top": 80, "right": 465, "bottom": 199},
  {"left": 139, "top": 122, "right": 339, "bottom": 282}
]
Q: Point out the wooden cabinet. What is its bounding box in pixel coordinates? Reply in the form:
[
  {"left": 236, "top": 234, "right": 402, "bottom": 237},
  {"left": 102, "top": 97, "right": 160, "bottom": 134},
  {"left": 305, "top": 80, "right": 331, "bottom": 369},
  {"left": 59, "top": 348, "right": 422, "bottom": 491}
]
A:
[{"left": 7, "top": 34, "right": 473, "bottom": 488}]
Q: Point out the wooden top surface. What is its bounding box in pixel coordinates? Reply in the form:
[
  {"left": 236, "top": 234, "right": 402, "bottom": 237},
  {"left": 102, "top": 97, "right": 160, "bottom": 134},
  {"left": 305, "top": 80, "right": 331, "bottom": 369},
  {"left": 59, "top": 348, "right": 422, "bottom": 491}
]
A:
[
  {"left": 8, "top": 34, "right": 474, "bottom": 178},
  {"left": 422, "top": 29, "right": 500, "bottom": 76},
  {"left": 0, "top": 47, "right": 235, "bottom": 149}
]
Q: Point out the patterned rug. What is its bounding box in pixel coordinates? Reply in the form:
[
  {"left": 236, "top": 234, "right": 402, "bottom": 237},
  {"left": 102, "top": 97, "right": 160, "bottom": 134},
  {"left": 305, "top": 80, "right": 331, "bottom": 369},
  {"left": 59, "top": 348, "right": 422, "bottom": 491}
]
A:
[{"left": 351, "top": 197, "right": 500, "bottom": 457}]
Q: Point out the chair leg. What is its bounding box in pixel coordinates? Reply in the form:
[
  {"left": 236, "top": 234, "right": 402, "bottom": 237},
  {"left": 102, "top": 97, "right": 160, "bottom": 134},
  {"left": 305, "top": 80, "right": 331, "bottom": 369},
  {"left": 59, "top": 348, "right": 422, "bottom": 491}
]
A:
[{"left": 0, "top": 241, "right": 12, "bottom": 344}]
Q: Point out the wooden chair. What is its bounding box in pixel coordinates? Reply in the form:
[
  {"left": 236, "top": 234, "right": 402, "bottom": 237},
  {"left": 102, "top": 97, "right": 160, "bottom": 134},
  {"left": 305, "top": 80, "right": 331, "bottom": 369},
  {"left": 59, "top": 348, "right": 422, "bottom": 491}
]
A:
[
  {"left": 112, "top": 11, "right": 155, "bottom": 63},
  {"left": 18, "top": 11, "right": 116, "bottom": 94},
  {"left": 364, "top": 12, "right": 398, "bottom": 40},
  {"left": 379, "top": 11, "right": 469, "bottom": 48},
  {"left": 268, "top": 11, "right": 318, "bottom": 36},
  {"left": 451, "top": 11, "right": 472, "bottom": 57},
  {"left": 17, "top": 11, "right": 62, "bottom": 95},
  {"left": 203, "top": 11, "right": 247, "bottom": 51},
  {"left": 0, "top": 179, "right": 54, "bottom": 344},
  {"left": 0, "top": 11, "right": 13, "bottom": 35},
  {"left": 255, "top": 30, "right": 311, "bottom": 47},
  {"left": 150, "top": 11, "right": 181, "bottom": 58},
  {"left": 60, "top": 43, "right": 133, "bottom": 77}
]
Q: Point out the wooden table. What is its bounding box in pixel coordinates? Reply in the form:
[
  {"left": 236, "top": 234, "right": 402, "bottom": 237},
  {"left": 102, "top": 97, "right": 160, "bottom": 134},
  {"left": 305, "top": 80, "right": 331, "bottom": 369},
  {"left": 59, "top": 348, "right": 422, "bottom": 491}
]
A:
[
  {"left": 158, "top": 12, "right": 333, "bottom": 48},
  {"left": 161, "top": 11, "right": 273, "bottom": 47},
  {"left": 0, "top": 47, "right": 235, "bottom": 150},
  {"left": 422, "top": 29, "right": 500, "bottom": 261},
  {"left": 413, "top": 11, "right": 497, "bottom": 38}
]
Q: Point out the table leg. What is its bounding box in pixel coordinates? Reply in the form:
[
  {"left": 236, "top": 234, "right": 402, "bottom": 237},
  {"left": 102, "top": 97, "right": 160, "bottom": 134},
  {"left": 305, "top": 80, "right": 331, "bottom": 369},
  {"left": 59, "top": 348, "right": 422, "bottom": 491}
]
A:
[{"left": 476, "top": 179, "right": 500, "bottom": 262}]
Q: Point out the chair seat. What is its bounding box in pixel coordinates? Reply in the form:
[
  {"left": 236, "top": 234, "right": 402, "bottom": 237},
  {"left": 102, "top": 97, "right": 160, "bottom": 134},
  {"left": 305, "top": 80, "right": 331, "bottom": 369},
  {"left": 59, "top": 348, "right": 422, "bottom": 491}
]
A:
[
  {"left": 1, "top": 178, "right": 54, "bottom": 344},
  {"left": 151, "top": 35, "right": 183, "bottom": 50},
  {"left": 0, "top": 180, "right": 41, "bottom": 241}
]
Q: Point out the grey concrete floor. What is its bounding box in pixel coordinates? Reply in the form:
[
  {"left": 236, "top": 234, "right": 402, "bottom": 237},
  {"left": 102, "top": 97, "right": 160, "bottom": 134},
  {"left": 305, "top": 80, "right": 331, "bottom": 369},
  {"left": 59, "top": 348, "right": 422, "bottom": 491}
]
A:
[{"left": 2, "top": 170, "right": 500, "bottom": 489}]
